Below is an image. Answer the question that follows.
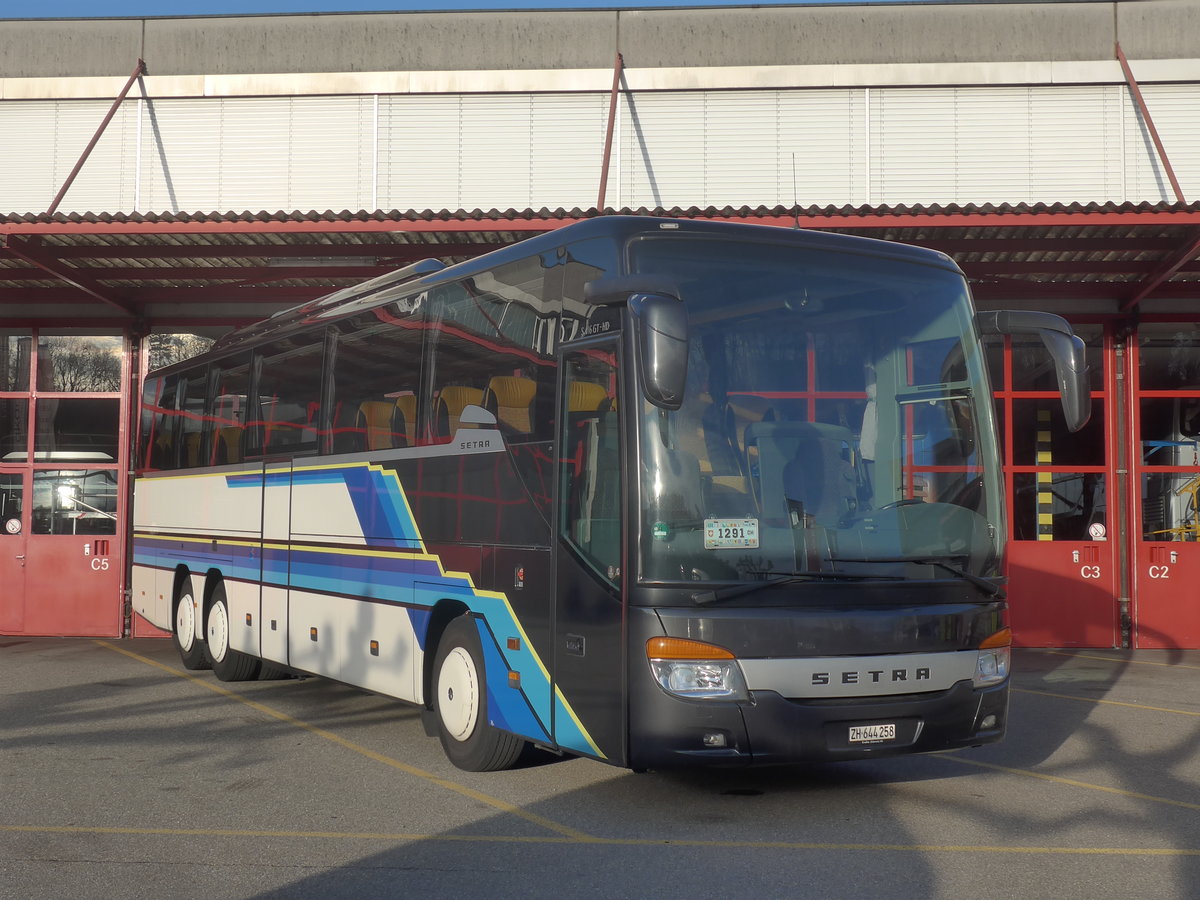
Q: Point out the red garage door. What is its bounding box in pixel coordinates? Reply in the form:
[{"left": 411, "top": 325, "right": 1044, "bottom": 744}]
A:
[{"left": 0, "top": 329, "right": 127, "bottom": 637}]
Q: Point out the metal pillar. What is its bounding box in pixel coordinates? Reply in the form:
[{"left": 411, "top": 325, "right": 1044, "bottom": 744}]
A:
[
  {"left": 597, "top": 52, "right": 625, "bottom": 212},
  {"left": 46, "top": 59, "right": 147, "bottom": 215}
]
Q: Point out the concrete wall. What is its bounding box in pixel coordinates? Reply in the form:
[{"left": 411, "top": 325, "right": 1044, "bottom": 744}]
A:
[{"left": 1, "top": 1, "right": 1197, "bottom": 80}]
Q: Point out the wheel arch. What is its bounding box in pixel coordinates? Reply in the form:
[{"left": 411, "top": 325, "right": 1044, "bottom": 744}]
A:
[
  {"left": 421, "top": 598, "right": 471, "bottom": 708},
  {"left": 201, "top": 567, "right": 226, "bottom": 617}
]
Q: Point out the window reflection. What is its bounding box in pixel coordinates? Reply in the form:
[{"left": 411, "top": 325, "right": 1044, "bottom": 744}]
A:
[
  {"left": 1, "top": 398, "right": 29, "bottom": 462},
  {"left": 1013, "top": 473, "right": 1106, "bottom": 542},
  {"left": 0, "top": 473, "right": 22, "bottom": 535},
  {"left": 2, "top": 331, "right": 32, "bottom": 392},
  {"left": 32, "top": 397, "right": 120, "bottom": 462},
  {"left": 1143, "top": 473, "right": 1200, "bottom": 542},
  {"left": 1138, "top": 325, "right": 1200, "bottom": 391},
  {"left": 31, "top": 470, "right": 118, "bottom": 535},
  {"left": 36, "top": 335, "right": 122, "bottom": 392}
]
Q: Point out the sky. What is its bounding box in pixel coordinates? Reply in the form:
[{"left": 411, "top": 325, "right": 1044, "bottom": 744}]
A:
[{"left": 2, "top": 0, "right": 931, "bottom": 20}]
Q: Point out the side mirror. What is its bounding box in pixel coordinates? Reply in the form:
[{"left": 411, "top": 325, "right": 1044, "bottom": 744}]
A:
[
  {"left": 585, "top": 276, "right": 689, "bottom": 411},
  {"left": 976, "top": 310, "right": 1091, "bottom": 432},
  {"left": 631, "top": 293, "right": 689, "bottom": 410}
]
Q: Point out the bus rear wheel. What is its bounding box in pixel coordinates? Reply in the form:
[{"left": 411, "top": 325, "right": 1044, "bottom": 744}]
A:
[
  {"left": 172, "top": 585, "right": 210, "bottom": 671},
  {"left": 433, "top": 615, "right": 525, "bottom": 772},
  {"left": 206, "top": 582, "right": 262, "bottom": 682}
]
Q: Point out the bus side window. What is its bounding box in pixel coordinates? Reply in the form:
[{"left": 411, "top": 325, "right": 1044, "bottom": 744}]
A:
[
  {"left": 209, "top": 356, "right": 252, "bottom": 462},
  {"left": 330, "top": 305, "right": 425, "bottom": 453},
  {"left": 140, "top": 374, "right": 181, "bottom": 471},
  {"left": 255, "top": 340, "right": 326, "bottom": 457},
  {"left": 427, "top": 252, "right": 557, "bottom": 445},
  {"left": 560, "top": 348, "right": 621, "bottom": 585}
]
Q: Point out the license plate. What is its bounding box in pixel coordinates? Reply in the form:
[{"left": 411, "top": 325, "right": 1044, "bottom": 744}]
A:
[
  {"left": 704, "top": 518, "right": 759, "bottom": 549},
  {"left": 849, "top": 723, "right": 896, "bottom": 743}
]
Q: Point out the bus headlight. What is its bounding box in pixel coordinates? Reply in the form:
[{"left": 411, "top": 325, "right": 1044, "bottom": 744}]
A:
[
  {"left": 974, "top": 627, "right": 1011, "bottom": 687},
  {"left": 646, "top": 637, "right": 749, "bottom": 701}
]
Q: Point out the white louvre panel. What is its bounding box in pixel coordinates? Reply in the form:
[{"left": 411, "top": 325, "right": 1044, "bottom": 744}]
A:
[
  {"left": 953, "top": 87, "right": 1033, "bottom": 203},
  {"left": 871, "top": 84, "right": 1127, "bottom": 205},
  {"left": 871, "top": 87, "right": 959, "bottom": 205},
  {"left": 620, "top": 91, "right": 705, "bottom": 209},
  {"left": 531, "top": 93, "right": 609, "bottom": 210},
  {"left": 0, "top": 99, "right": 138, "bottom": 214},
  {"left": 779, "top": 89, "right": 866, "bottom": 207},
  {"left": 1030, "top": 85, "right": 1124, "bottom": 202},
  {"left": 703, "top": 91, "right": 781, "bottom": 208},
  {"left": 460, "top": 94, "right": 532, "bottom": 210},
  {"left": 139, "top": 97, "right": 372, "bottom": 213},
  {"left": 1123, "top": 83, "right": 1200, "bottom": 203},
  {"left": 138, "top": 99, "right": 219, "bottom": 212},
  {"left": 378, "top": 95, "right": 463, "bottom": 211},
  {"left": 289, "top": 96, "right": 374, "bottom": 211}
]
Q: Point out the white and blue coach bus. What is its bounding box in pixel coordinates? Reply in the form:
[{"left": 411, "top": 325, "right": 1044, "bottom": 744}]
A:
[{"left": 132, "top": 217, "right": 1089, "bottom": 771}]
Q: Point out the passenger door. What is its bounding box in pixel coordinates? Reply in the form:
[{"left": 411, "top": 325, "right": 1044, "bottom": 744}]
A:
[{"left": 553, "top": 340, "right": 626, "bottom": 764}]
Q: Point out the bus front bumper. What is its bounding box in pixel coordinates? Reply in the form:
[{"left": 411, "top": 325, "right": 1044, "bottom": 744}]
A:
[{"left": 628, "top": 679, "right": 1008, "bottom": 769}]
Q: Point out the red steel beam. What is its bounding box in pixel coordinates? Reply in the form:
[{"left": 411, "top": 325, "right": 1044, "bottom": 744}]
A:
[
  {"left": 43, "top": 242, "right": 497, "bottom": 260},
  {"left": 47, "top": 59, "right": 147, "bottom": 215},
  {"left": 0, "top": 236, "right": 134, "bottom": 314},
  {"left": 1119, "top": 228, "right": 1200, "bottom": 311},
  {"left": 597, "top": 51, "right": 625, "bottom": 212},
  {"left": 8, "top": 208, "right": 1200, "bottom": 237},
  {"left": 1116, "top": 42, "right": 1185, "bottom": 204}
]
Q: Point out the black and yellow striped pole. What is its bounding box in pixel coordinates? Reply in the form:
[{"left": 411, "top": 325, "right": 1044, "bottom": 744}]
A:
[{"left": 1036, "top": 407, "right": 1054, "bottom": 540}]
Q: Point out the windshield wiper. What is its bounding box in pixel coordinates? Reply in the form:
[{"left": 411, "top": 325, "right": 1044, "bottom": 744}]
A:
[
  {"left": 833, "top": 556, "right": 1004, "bottom": 598},
  {"left": 692, "top": 570, "right": 901, "bottom": 605}
]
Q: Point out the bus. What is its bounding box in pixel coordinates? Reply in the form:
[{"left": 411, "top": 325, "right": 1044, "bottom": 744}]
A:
[{"left": 132, "top": 216, "right": 1089, "bottom": 771}]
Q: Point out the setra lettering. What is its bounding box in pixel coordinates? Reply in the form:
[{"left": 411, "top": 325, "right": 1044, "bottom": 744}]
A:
[{"left": 459, "top": 439, "right": 491, "bottom": 450}]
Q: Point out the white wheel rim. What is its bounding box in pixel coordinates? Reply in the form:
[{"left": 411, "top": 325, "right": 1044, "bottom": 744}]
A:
[
  {"left": 207, "top": 600, "right": 229, "bottom": 663},
  {"left": 437, "top": 646, "right": 480, "bottom": 742},
  {"left": 175, "top": 593, "right": 196, "bottom": 652}
]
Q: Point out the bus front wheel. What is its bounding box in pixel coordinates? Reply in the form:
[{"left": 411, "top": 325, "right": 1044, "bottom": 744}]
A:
[
  {"left": 433, "top": 615, "right": 525, "bottom": 772},
  {"left": 172, "top": 584, "right": 210, "bottom": 671},
  {"left": 206, "top": 582, "right": 262, "bottom": 682}
]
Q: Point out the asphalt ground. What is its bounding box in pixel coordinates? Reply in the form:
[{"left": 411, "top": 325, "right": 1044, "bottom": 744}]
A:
[{"left": 2, "top": 638, "right": 1199, "bottom": 900}]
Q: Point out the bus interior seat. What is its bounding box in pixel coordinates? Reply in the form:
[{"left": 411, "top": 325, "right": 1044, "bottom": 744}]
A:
[
  {"left": 568, "top": 380, "right": 611, "bottom": 414},
  {"left": 216, "top": 426, "right": 243, "bottom": 464},
  {"left": 394, "top": 394, "right": 417, "bottom": 446},
  {"left": 483, "top": 375, "right": 536, "bottom": 434},
  {"left": 436, "top": 385, "right": 484, "bottom": 436},
  {"left": 727, "top": 394, "right": 775, "bottom": 457},
  {"left": 358, "top": 400, "right": 400, "bottom": 450},
  {"left": 184, "top": 431, "right": 202, "bottom": 467},
  {"left": 745, "top": 421, "right": 857, "bottom": 527}
]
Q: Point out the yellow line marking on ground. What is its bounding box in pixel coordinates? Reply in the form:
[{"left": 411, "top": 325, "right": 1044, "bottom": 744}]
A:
[
  {"left": 1014, "top": 686, "right": 1200, "bottom": 718},
  {"left": 95, "top": 641, "right": 591, "bottom": 842},
  {"left": 3, "top": 823, "right": 1200, "bottom": 856},
  {"left": 1036, "top": 650, "right": 1200, "bottom": 671},
  {"left": 939, "top": 755, "right": 1200, "bottom": 813}
]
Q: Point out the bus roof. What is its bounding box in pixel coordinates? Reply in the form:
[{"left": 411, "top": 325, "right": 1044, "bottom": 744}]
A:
[{"left": 151, "top": 216, "right": 962, "bottom": 376}]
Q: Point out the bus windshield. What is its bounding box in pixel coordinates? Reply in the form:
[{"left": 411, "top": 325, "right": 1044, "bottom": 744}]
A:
[{"left": 629, "top": 234, "right": 1003, "bottom": 595}]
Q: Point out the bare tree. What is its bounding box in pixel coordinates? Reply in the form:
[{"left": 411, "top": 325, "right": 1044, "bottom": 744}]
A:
[
  {"left": 43, "top": 338, "right": 122, "bottom": 392},
  {"left": 147, "top": 333, "right": 215, "bottom": 371}
]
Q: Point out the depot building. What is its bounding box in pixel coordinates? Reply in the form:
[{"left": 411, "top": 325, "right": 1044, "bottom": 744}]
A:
[{"left": 2, "top": 0, "right": 1200, "bottom": 648}]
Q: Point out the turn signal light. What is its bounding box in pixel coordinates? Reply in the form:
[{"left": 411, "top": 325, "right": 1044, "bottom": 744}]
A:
[
  {"left": 646, "top": 636, "right": 735, "bottom": 660},
  {"left": 979, "top": 627, "right": 1012, "bottom": 649}
]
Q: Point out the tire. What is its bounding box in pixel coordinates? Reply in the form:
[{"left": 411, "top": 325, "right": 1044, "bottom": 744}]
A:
[
  {"left": 433, "top": 615, "right": 526, "bottom": 772},
  {"left": 172, "top": 584, "right": 211, "bottom": 671},
  {"left": 205, "top": 582, "right": 262, "bottom": 682}
]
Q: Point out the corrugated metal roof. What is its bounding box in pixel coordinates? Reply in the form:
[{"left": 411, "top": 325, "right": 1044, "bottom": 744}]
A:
[{"left": 3, "top": 201, "right": 1199, "bottom": 322}]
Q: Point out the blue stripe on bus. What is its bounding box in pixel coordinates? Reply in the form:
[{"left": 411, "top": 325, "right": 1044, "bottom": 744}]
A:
[
  {"left": 474, "top": 616, "right": 551, "bottom": 745},
  {"left": 135, "top": 460, "right": 603, "bottom": 759}
]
